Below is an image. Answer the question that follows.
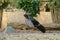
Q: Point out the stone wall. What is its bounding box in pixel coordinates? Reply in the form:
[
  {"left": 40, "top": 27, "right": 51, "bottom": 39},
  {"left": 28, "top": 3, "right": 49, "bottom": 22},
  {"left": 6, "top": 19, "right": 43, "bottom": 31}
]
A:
[
  {"left": 36, "top": 12, "right": 53, "bottom": 24},
  {"left": 3, "top": 9, "right": 53, "bottom": 25},
  {"left": 3, "top": 9, "right": 26, "bottom": 25},
  {"left": 1, "top": 9, "right": 26, "bottom": 30},
  {"left": 1, "top": 8, "right": 54, "bottom": 30},
  {"left": 4, "top": 9, "right": 53, "bottom": 24}
]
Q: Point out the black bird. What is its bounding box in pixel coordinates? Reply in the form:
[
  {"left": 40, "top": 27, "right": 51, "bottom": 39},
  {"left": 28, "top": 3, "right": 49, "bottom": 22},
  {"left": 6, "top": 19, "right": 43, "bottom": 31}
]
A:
[{"left": 24, "top": 14, "right": 46, "bottom": 33}]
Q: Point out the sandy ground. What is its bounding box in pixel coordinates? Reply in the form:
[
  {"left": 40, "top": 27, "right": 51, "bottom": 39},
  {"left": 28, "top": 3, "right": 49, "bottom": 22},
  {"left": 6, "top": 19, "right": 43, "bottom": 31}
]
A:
[
  {"left": 0, "top": 24, "right": 60, "bottom": 40},
  {"left": 0, "top": 31, "right": 60, "bottom": 40}
]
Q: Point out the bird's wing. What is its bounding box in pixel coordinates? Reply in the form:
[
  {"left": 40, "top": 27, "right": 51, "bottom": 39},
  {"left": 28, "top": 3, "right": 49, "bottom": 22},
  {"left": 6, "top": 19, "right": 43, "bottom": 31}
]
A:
[
  {"left": 30, "top": 17, "right": 40, "bottom": 26},
  {"left": 25, "top": 18, "right": 34, "bottom": 28}
]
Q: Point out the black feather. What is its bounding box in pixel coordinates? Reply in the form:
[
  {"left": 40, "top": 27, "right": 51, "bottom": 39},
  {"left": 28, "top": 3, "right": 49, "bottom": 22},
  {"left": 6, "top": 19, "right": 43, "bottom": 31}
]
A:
[
  {"left": 37, "top": 24, "right": 46, "bottom": 33},
  {"left": 29, "top": 17, "right": 46, "bottom": 33},
  {"left": 29, "top": 17, "right": 39, "bottom": 26}
]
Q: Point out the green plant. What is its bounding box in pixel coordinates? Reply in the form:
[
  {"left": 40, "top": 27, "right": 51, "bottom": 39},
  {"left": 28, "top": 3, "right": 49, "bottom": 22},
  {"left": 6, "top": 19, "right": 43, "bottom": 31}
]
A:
[
  {"left": 45, "top": 0, "right": 60, "bottom": 14},
  {"left": 13, "top": 0, "right": 41, "bottom": 17},
  {"left": 44, "top": 0, "right": 60, "bottom": 23},
  {"left": 0, "top": 0, "right": 9, "bottom": 9}
]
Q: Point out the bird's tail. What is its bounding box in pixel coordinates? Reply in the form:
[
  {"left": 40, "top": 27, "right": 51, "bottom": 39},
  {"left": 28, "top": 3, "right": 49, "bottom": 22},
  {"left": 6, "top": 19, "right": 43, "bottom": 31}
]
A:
[{"left": 37, "top": 24, "right": 46, "bottom": 33}]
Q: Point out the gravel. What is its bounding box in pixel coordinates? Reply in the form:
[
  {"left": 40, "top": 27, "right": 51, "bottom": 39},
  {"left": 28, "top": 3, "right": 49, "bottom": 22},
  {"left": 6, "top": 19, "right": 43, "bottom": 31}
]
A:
[{"left": 0, "top": 31, "right": 60, "bottom": 40}]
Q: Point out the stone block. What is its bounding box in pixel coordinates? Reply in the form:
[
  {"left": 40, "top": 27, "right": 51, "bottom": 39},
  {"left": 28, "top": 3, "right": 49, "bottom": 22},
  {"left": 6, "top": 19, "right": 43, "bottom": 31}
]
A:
[{"left": 36, "top": 12, "right": 53, "bottom": 24}]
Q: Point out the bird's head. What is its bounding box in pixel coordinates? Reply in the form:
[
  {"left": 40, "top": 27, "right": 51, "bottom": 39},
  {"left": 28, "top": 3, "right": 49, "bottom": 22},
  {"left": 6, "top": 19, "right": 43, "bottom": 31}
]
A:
[{"left": 24, "top": 14, "right": 29, "bottom": 19}]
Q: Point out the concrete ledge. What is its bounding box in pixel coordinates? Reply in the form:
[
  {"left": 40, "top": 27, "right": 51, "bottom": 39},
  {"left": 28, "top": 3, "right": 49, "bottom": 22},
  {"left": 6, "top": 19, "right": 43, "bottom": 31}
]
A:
[
  {"left": 43, "top": 23, "right": 60, "bottom": 28},
  {"left": 7, "top": 23, "right": 60, "bottom": 31}
]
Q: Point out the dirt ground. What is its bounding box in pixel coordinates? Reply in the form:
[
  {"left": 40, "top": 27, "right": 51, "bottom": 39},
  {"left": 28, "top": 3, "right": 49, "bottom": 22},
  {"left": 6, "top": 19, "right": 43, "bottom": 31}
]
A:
[
  {"left": 0, "top": 24, "right": 60, "bottom": 40},
  {"left": 0, "top": 31, "right": 60, "bottom": 40}
]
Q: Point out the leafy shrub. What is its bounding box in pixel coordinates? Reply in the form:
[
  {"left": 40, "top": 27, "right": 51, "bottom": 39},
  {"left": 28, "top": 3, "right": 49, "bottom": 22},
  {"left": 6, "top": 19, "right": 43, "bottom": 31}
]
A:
[{"left": 13, "top": 0, "right": 40, "bottom": 17}]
